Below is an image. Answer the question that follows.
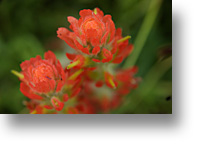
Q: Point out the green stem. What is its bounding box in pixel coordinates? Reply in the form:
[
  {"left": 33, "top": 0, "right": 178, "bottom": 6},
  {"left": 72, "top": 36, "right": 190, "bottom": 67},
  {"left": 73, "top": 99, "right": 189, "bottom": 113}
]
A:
[{"left": 123, "top": 0, "right": 162, "bottom": 68}]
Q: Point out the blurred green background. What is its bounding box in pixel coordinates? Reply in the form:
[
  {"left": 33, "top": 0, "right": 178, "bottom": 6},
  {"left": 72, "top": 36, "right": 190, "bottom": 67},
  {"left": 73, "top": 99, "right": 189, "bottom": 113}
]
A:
[{"left": 0, "top": 0, "right": 172, "bottom": 114}]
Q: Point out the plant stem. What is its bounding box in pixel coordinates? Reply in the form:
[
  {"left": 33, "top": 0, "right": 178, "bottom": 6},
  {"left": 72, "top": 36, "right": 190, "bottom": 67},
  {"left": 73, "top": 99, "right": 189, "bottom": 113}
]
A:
[{"left": 123, "top": 0, "right": 163, "bottom": 68}]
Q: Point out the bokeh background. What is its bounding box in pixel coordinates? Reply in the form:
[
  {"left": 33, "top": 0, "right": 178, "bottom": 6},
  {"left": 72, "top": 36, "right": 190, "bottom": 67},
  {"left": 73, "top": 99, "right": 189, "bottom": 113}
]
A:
[{"left": 0, "top": 0, "right": 172, "bottom": 114}]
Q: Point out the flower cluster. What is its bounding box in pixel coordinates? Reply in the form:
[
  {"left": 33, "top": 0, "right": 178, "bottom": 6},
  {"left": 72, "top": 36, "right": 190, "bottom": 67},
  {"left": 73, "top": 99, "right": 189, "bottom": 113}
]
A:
[
  {"left": 13, "top": 8, "right": 140, "bottom": 114},
  {"left": 57, "top": 8, "right": 133, "bottom": 66}
]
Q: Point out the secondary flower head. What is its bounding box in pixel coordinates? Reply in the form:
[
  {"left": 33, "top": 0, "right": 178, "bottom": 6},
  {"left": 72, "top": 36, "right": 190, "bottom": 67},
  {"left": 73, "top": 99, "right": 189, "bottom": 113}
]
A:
[
  {"left": 116, "top": 66, "right": 140, "bottom": 95},
  {"left": 57, "top": 8, "right": 132, "bottom": 64},
  {"left": 19, "top": 51, "right": 66, "bottom": 99}
]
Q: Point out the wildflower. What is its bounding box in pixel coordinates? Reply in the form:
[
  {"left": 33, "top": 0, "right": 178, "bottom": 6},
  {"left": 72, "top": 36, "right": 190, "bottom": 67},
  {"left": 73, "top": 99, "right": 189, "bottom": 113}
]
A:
[
  {"left": 57, "top": 8, "right": 132, "bottom": 64},
  {"left": 19, "top": 51, "right": 66, "bottom": 99},
  {"left": 57, "top": 8, "right": 114, "bottom": 49}
]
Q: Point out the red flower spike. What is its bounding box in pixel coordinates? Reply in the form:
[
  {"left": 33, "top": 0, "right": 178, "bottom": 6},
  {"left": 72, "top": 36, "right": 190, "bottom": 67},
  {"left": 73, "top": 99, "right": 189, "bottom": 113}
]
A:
[
  {"left": 57, "top": 8, "right": 116, "bottom": 52},
  {"left": 20, "top": 51, "right": 65, "bottom": 96},
  {"left": 57, "top": 8, "right": 135, "bottom": 65},
  {"left": 51, "top": 97, "right": 64, "bottom": 111}
]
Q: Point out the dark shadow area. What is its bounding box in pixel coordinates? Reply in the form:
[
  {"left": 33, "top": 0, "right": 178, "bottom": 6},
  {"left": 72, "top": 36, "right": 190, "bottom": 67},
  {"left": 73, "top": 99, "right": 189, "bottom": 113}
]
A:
[{"left": 7, "top": 114, "right": 176, "bottom": 129}]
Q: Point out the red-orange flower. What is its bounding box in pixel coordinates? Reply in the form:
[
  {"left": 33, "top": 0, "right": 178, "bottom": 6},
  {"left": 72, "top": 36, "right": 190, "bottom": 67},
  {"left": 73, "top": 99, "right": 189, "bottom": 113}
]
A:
[
  {"left": 57, "top": 8, "right": 117, "bottom": 62},
  {"left": 57, "top": 8, "right": 133, "bottom": 64},
  {"left": 57, "top": 8, "right": 115, "bottom": 48},
  {"left": 20, "top": 51, "right": 66, "bottom": 99}
]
